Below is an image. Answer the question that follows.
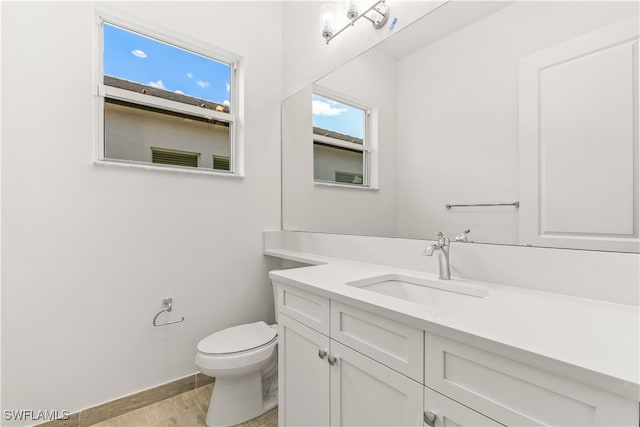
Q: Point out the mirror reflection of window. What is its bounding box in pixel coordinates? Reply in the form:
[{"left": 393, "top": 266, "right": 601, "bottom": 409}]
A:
[{"left": 312, "top": 93, "right": 369, "bottom": 186}]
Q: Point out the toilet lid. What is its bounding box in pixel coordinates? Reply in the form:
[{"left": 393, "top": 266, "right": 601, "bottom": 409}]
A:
[{"left": 197, "top": 321, "right": 277, "bottom": 354}]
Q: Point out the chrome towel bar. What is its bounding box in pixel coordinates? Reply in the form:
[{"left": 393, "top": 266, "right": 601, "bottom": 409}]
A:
[
  {"left": 446, "top": 201, "right": 520, "bottom": 209},
  {"left": 153, "top": 296, "right": 185, "bottom": 327}
]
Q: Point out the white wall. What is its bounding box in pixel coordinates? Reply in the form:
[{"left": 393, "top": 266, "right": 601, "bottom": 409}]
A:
[
  {"left": 1, "top": 1, "right": 282, "bottom": 422},
  {"left": 282, "top": 48, "right": 398, "bottom": 236},
  {"left": 282, "top": 0, "right": 447, "bottom": 98},
  {"left": 396, "top": 1, "right": 639, "bottom": 244}
]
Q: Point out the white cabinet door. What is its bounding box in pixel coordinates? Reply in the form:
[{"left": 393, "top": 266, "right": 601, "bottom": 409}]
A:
[
  {"left": 279, "top": 314, "right": 331, "bottom": 427},
  {"left": 330, "top": 340, "right": 423, "bottom": 427},
  {"left": 424, "top": 387, "right": 503, "bottom": 427}
]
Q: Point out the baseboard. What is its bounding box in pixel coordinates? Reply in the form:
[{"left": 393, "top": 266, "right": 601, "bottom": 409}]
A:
[{"left": 36, "top": 373, "right": 215, "bottom": 427}]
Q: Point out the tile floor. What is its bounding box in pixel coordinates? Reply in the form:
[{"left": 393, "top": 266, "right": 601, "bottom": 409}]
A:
[{"left": 89, "top": 384, "right": 277, "bottom": 427}]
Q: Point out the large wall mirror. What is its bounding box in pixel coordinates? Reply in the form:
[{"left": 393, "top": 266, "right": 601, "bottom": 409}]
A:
[{"left": 282, "top": 1, "right": 639, "bottom": 253}]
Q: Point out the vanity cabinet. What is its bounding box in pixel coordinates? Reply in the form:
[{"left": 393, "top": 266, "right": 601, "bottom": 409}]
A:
[
  {"left": 277, "top": 284, "right": 423, "bottom": 426},
  {"left": 276, "top": 281, "right": 639, "bottom": 427},
  {"left": 278, "top": 314, "right": 330, "bottom": 426},
  {"left": 329, "top": 340, "right": 423, "bottom": 426},
  {"left": 424, "top": 387, "right": 503, "bottom": 427},
  {"left": 423, "top": 331, "right": 639, "bottom": 426},
  {"left": 330, "top": 302, "right": 423, "bottom": 382}
]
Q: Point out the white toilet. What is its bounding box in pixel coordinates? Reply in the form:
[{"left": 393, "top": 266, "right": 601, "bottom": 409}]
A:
[{"left": 195, "top": 288, "right": 278, "bottom": 426}]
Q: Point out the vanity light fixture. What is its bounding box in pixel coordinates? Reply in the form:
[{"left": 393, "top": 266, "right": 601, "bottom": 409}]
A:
[{"left": 322, "top": 0, "right": 390, "bottom": 44}]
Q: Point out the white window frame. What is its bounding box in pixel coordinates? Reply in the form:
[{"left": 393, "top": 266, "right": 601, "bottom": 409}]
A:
[
  {"left": 312, "top": 85, "right": 378, "bottom": 189},
  {"left": 93, "top": 8, "right": 244, "bottom": 177}
]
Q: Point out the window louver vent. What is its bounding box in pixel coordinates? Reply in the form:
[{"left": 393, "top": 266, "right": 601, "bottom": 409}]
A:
[
  {"left": 213, "top": 155, "right": 231, "bottom": 171},
  {"left": 335, "top": 172, "right": 364, "bottom": 184},
  {"left": 152, "top": 149, "right": 198, "bottom": 167}
]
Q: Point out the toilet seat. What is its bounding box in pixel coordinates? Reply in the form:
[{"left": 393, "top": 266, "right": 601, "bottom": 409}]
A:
[
  {"left": 197, "top": 321, "right": 277, "bottom": 355},
  {"left": 195, "top": 321, "right": 278, "bottom": 372}
]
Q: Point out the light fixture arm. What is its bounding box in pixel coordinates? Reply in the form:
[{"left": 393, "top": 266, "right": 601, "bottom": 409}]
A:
[{"left": 324, "top": 0, "right": 390, "bottom": 45}]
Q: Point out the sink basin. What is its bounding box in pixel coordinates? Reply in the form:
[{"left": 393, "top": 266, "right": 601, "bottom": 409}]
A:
[{"left": 346, "top": 274, "right": 488, "bottom": 307}]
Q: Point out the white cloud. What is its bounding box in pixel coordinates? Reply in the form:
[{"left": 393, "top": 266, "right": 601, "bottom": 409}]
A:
[
  {"left": 174, "top": 90, "right": 185, "bottom": 95},
  {"left": 312, "top": 99, "right": 347, "bottom": 116},
  {"left": 131, "top": 50, "right": 147, "bottom": 58},
  {"left": 226, "top": 83, "right": 230, "bottom": 92},
  {"left": 186, "top": 73, "right": 193, "bottom": 79},
  {"left": 223, "top": 100, "right": 230, "bottom": 106},
  {"left": 148, "top": 80, "right": 166, "bottom": 90},
  {"left": 196, "top": 80, "right": 210, "bottom": 88}
]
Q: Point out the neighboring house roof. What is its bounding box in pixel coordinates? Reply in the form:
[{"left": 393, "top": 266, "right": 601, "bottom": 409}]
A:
[
  {"left": 104, "top": 75, "right": 230, "bottom": 114},
  {"left": 313, "top": 126, "right": 363, "bottom": 145}
]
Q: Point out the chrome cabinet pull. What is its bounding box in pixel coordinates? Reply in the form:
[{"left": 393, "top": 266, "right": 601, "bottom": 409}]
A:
[
  {"left": 328, "top": 355, "right": 339, "bottom": 366},
  {"left": 318, "top": 349, "right": 328, "bottom": 359},
  {"left": 424, "top": 411, "right": 437, "bottom": 427}
]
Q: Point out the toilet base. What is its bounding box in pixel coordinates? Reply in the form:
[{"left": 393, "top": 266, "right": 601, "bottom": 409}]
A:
[{"left": 206, "top": 373, "right": 277, "bottom": 427}]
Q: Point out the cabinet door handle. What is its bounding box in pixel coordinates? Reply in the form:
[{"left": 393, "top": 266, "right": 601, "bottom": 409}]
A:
[
  {"left": 424, "top": 411, "right": 437, "bottom": 427},
  {"left": 318, "top": 349, "right": 328, "bottom": 359},
  {"left": 328, "top": 355, "right": 339, "bottom": 366}
]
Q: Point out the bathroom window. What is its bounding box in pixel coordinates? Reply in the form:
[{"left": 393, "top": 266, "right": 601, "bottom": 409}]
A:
[
  {"left": 312, "top": 91, "right": 371, "bottom": 187},
  {"left": 96, "top": 16, "right": 242, "bottom": 175}
]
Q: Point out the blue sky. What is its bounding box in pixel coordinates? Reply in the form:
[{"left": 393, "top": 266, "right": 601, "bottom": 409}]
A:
[
  {"left": 312, "top": 94, "right": 364, "bottom": 139},
  {"left": 103, "top": 23, "right": 231, "bottom": 106}
]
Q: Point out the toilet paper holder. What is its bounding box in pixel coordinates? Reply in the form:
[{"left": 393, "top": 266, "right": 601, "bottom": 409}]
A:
[{"left": 153, "top": 297, "right": 185, "bottom": 327}]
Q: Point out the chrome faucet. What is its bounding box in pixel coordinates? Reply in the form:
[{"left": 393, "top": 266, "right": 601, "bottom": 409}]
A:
[{"left": 424, "top": 231, "right": 451, "bottom": 280}]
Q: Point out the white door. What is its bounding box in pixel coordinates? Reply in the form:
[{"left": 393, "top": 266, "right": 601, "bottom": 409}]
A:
[
  {"left": 279, "top": 314, "right": 331, "bottom": 426},
  {"left": 424, "top": 387, "right": 504, "bottom": 427},
  {"left": 519, "top": 16, "right": 639, "bottom": 252},
  {"left": 330, "top": 340, "right": 423, "bottom": 426}
]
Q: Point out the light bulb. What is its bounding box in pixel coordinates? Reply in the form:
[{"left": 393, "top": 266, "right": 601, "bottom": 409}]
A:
[
  {"left": 345, "top": 0, "right": 359, "bottom": 20},
  {"left": 321, "top": 4, "right": 336, "bottom": 41}
]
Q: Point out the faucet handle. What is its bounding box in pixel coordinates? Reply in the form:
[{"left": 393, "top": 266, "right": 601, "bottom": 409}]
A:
[
  {"left": 455, "top": 229, "right": 471, "bottom": 242},
  {"left": 436, "top": 231, "right": 450, "bottom": 246}
]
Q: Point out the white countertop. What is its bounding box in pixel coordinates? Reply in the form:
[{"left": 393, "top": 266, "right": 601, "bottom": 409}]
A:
[{"left": 266, "top": 249, "right": 640, "bottom": 400}]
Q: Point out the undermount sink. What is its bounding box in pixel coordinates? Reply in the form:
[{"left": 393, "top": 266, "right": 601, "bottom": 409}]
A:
[{"left": 346, "top": 274, "right": 488, "bottom": 307}]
